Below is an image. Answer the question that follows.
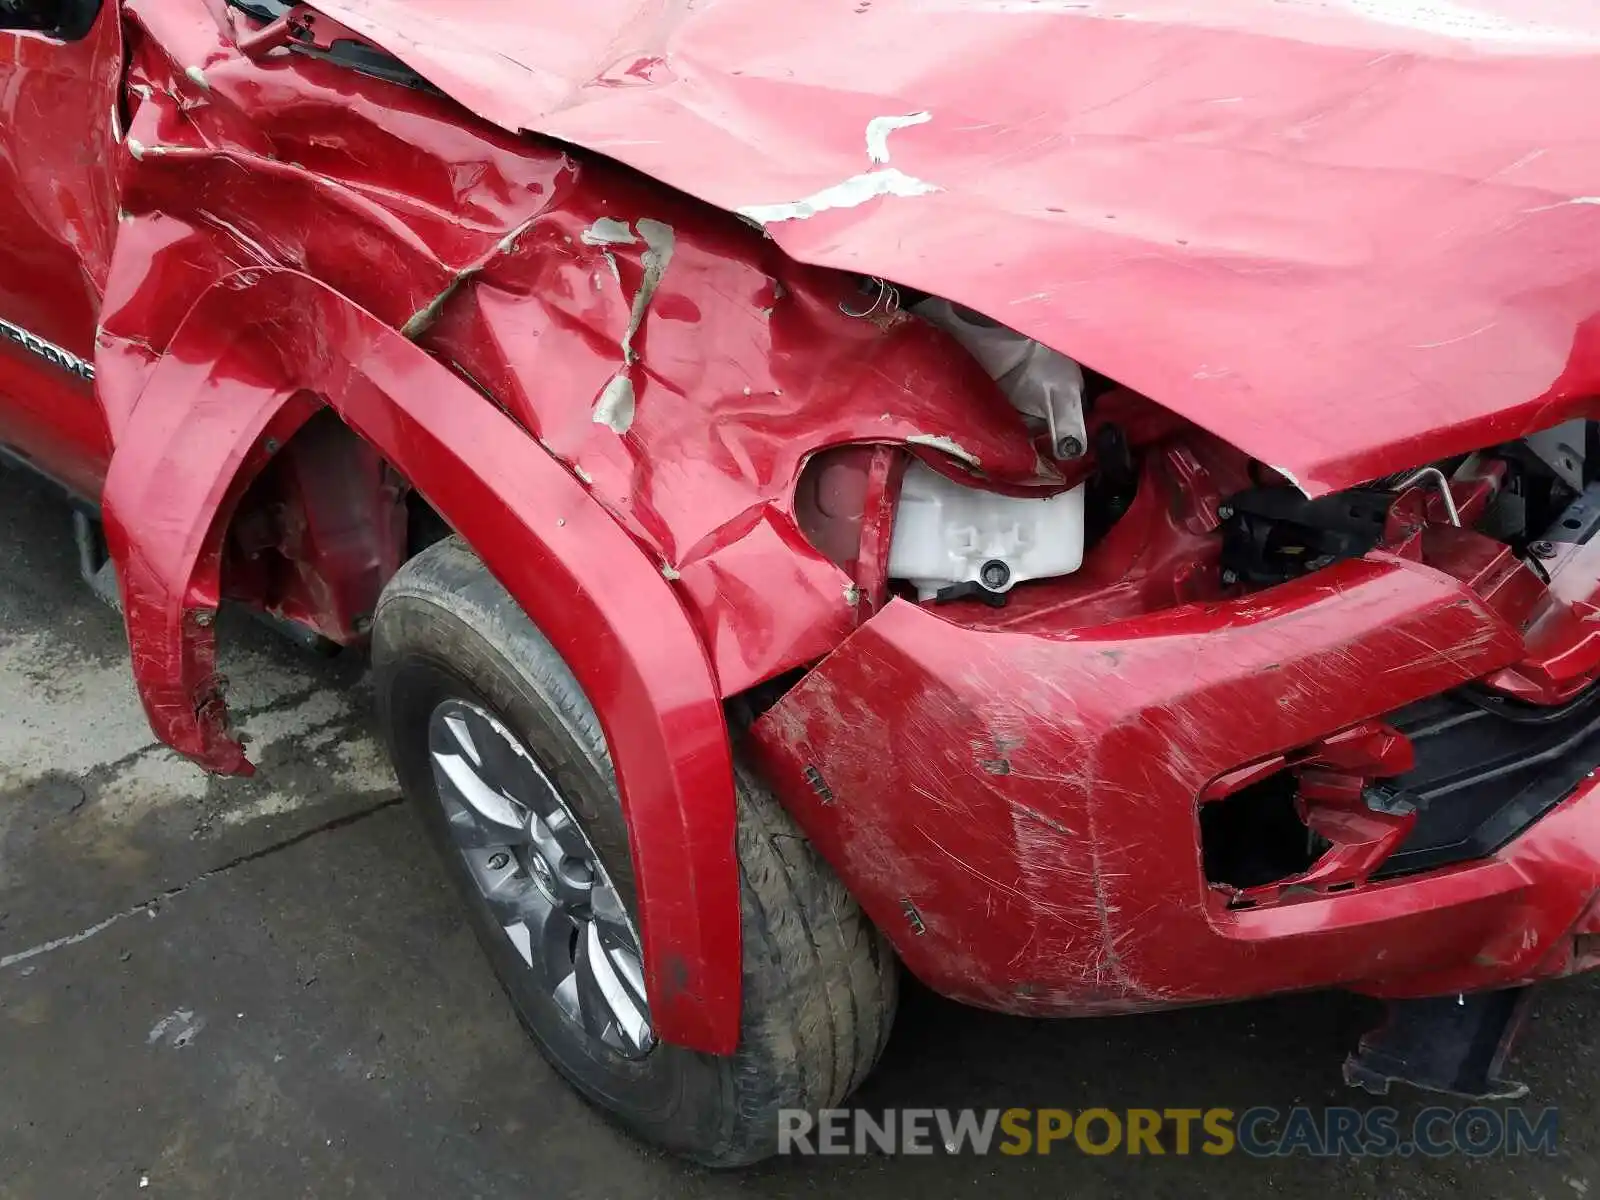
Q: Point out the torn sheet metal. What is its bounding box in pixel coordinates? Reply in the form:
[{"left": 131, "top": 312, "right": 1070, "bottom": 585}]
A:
[
  {"left": 98, "top": 0, "right": 571, "bottom": 438},
  {"left": 87, "top": 1, "right": 1054, "bottom": 703},
  {"left": 413, "top": 154, "right": 1058, "bottom": 694},
  {"left": 308, "top": 0, "right": 1600, "bottom": 494}
]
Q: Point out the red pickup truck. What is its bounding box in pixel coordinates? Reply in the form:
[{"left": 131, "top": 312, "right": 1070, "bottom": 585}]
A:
[{"left": 4, "top": 0, "right": 1600, "bottom": 1165}]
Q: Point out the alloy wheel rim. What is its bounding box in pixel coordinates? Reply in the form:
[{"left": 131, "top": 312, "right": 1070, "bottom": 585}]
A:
[{"left": 427, "top": 698, "right": 654, "bottom": 1058}]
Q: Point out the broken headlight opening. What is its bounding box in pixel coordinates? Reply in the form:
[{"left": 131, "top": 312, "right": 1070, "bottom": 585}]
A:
[
  {"left": 1218, "top": 422, "right": 1600, "bottom": 588},
  {"left": 805, "top": 279, "right": 1600, "bottom": 615}
]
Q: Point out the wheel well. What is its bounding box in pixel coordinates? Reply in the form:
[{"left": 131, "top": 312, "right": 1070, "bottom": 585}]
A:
[
  {"left": 405, "top": 488, "right": 454, "bottom": 557},
  {"left": 102, "top": 264, "right": 742, "bottom": 1048},
  {"left": 221, "top": 407, "right": 409, "bottom": 644}
]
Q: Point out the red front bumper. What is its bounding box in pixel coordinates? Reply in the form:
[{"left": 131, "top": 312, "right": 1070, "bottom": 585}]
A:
[{"left": 749, "top": 551, "right": 1600, "bottom": 1014}]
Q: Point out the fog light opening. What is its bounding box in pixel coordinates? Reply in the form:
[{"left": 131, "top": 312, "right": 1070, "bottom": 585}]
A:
[{"left": 1201, "top": 770, "right": 1328, "bottom": 890}]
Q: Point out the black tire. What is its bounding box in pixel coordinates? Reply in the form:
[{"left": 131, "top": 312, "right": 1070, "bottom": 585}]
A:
[{"left": 372, "top": 537, "right": 898, "bottom": 1166}]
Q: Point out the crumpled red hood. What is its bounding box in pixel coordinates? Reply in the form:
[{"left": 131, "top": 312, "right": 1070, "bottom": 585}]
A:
[{"left": 310, "top": 0, "right": 1600, "bottom": 495}]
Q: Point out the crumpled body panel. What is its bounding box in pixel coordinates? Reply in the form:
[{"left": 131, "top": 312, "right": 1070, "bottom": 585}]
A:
[
  {"left": 315, "top": 0, "right": 1600, "bottom": 494},
  {"left": 103, "top": 0, "right": 1052, "bottom": 695},
  {"left": 423, "top": 166, "right": 1054, "bottom": 691}
]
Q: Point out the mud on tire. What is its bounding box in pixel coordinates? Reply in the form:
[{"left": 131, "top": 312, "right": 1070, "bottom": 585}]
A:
[{"left": 372, "top": 537, "right": 898, "bottom": 1165}]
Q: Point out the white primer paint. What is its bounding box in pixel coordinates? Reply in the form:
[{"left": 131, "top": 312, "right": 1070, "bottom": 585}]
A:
[
  {"left": 593, "top": 374, "right": 637, "bottom": 433},
  {"left": 905, "top": 433, "right": 981, "bottom": 467},
  {"left": 866, "top": 111, "right": 931, "bottom": 164},
  {"left": 622, "top": 219, "right": 675, "bottom": 364},
  {"left": 582, "top": 217, "right": 674, "bottom": 434},
  {"left": 739, "top": 170, "right": 942, "bottom": 226},
  {"left": 738, "top": 113, "right": 940, "bottom": 226},
  {"left": 581, "top": 217, "right": 637, "bottom": 246}
]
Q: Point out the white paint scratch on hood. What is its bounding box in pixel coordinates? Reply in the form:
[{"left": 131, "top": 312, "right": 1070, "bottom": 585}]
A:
[
  {"left": 866, "top": 111, "right": 931, "bottom": 164},
  {"left": 738, "top": 113, "right": 941, "bottom": 226},
  {"left": 739, "top": 169, "right": 941, "bottom": 226}
]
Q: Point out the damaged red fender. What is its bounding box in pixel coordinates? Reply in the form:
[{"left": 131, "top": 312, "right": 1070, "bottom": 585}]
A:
[
  {"left": 102, "top": 268, "right": 741, "bottom": 1055},
  {"left": 101, "top": 0, "right": 1058, "bottom": 697}
]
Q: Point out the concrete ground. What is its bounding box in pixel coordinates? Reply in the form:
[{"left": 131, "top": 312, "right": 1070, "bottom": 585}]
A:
[{"left": 0, "top": 464, "right": 1595, "bottom": 1200}]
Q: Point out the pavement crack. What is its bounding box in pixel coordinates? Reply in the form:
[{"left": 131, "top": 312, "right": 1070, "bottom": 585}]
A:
[
  {"left": 0, "top": 795, "right": 404, "bottom": 973},
  {"left": 195, "top": 794, "right": 404, "bottom": 877}
]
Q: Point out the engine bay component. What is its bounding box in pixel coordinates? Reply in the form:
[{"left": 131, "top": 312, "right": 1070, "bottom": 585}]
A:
[
  {"left": 1219, "top": 485, "right": 1396, "bottom": 586},
  {"left": 1524, "top": 420, "right": 1588, "bottom": 492},
  {"left": 1545, "top": 481, "right": 1600, "bottom": 545},
  {"left": 887, "top": 460, "right": 1085, "bottom": 601},
  {"left": 1393, "top": 467, "right": 1461, "bottom": 527},
  {"left": 885, "top": 301, "right": 1089, "bottom": 601},
  {"left": 914, "top": 298, "right": 1087, "bottom": 461}
]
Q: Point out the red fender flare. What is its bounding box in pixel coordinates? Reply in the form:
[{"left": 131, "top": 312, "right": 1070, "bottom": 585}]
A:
[{"left": 101, "top": 268, "right": 741, "bottom": 1054}]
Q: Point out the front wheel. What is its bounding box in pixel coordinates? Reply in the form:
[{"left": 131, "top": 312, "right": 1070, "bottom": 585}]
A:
[{"left": 372, "top": 538, "right": 898, "bottom": 1165}]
